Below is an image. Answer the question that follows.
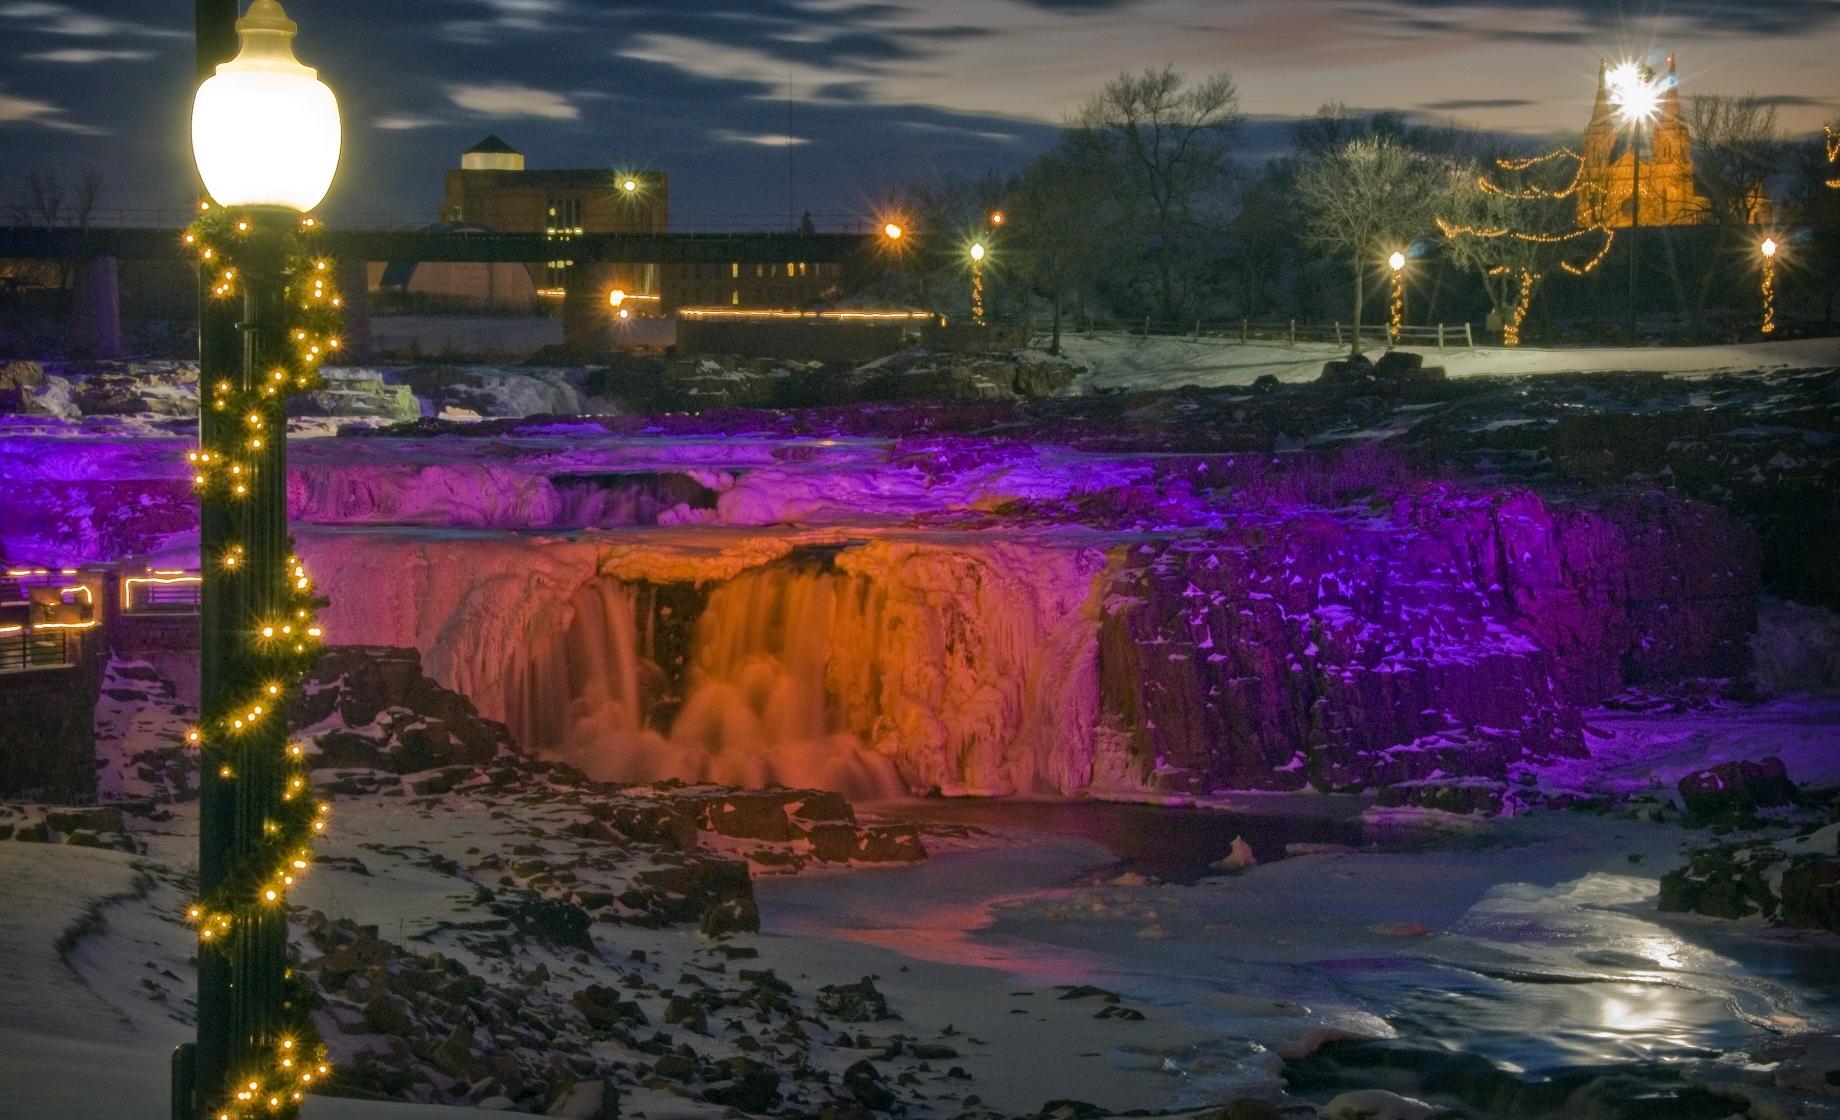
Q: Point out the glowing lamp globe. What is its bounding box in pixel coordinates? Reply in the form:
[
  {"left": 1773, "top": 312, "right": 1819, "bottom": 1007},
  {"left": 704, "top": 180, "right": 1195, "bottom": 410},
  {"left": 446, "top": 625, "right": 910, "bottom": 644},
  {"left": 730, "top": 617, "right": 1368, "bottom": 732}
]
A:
[
  {"left": 1760, "top": 238, "right": 1778, "bottom": 259},
  {"left": 883, "top": 222, "right": 903, "bottom": 240},
  {"left": 1388, "top": 251, "right": 1406, "bottom": 272},
  {"left": 969, "top": 242, "right": 986, "bottom": 262},
  {"left": 191, "top": 0, "right": 341, "bottom": 212}
]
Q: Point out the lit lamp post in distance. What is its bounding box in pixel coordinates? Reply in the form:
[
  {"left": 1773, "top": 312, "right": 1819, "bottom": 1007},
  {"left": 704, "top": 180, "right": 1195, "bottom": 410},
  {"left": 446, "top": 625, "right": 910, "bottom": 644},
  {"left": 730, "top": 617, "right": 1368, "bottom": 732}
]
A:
[
  {"left": 969, "top": 240, "right": 988, "bottom": 326},
  {"left": 181, "top": 1, "right": 340, "bottom": 1117},
  {"left": 1759, "top": 236, "right": 1779, "bottom": 335},
  {"left": 1606, "top": 61, "right": 1661, "bottom": 342},
  {"left": 1386, "top": 251, "right": 1407, "bottom": 346}
]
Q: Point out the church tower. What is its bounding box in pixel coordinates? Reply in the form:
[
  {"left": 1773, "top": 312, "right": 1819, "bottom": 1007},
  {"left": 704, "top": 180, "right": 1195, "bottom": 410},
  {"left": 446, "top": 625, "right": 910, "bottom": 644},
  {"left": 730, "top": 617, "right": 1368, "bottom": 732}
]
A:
[{"left": 1576, "top": 55, "right": 1710, "bottom": 228}]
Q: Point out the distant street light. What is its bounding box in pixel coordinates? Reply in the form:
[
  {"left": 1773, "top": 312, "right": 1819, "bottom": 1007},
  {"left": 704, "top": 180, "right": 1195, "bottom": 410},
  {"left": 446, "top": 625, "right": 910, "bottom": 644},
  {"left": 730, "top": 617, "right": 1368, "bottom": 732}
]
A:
[
  {"left": 183, "top": 1, "right": 341, "bottom": 1118},
  {"left": 608, "top": 288, "right": 626, "bottom": 308},
  {"left": 1760, "top": 236, "right": 1779, "bottom": 334},
  {"left": 620, "top": 176, "right": 640, "bottom": 194},
  {"left": 1608, "top": 59, "right": 1663, "bottom": 342},
  {"left": 989, "top": 210, "right": 1005, "bottom": 226},
  {"left": 1387, "top": 251, "right": 1407, "bottom": 345},
  {"left": 883, "top": 221, "right": 903, "bottom": 241}
]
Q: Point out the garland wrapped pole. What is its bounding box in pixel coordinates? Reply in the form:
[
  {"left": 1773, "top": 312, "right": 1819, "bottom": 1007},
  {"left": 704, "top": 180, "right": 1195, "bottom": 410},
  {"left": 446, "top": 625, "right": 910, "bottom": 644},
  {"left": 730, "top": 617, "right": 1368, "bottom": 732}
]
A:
[{"left": 174, "top": 3, "right": 342, "bottom": 1117}]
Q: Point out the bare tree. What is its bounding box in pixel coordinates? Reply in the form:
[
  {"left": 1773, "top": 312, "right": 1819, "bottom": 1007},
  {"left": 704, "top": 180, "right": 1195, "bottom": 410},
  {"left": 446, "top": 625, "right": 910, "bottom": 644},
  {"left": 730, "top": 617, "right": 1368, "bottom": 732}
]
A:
[
  {"left": 1683, "top": 95, "right": 1779, "bottom": 327},
  {"left": 1008, "top": 144, "right": 1112, "bottom": 354},
  {"left": 16, "top": 170, "right": 66, "bottom": 227},
  {"left": 1441, "top": 153, "right": 1597, "bottom": 345},
  {"left": 1688, "top": 94, "right": 1779, "bottom": 227},
  {"left": 1294, "top": 136, "right": 1451, "bottom": 353},
  {"left": 1069, "top": 66, "right": 1242, "bottom": 321}
]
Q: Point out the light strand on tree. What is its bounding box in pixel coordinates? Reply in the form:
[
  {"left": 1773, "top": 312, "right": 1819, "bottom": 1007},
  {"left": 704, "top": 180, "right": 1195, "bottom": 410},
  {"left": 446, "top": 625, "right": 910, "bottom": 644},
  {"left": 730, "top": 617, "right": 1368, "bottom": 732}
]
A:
[
  {"left": 1435, "top": 217, "right": 1616, "bottom": 276},
  {"left": 180, "top": 200, "right": 338, "bottom": 1120},
  {"left": 1479, "top": 147, "right": 1587, "bottom": 200},
  {"left": 1487, "top": 266, "right": 1540, "bottom": 346},
  {"left": 1826, "top": 125, "right": 1839, "bottom": 189},
  {"left": 1761, "top": 255, "right": 1777, "bottom": 334}
]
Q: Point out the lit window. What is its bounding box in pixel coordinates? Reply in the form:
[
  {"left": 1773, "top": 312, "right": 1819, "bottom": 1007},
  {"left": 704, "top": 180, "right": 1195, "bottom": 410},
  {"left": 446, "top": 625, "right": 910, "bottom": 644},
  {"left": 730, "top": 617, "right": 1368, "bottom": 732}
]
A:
[
  {"left": 730, "top": 263, "right": 739, "bottom": 278},
  {"left": 731, "top": 290, "right": 739, "bottom": 305}
]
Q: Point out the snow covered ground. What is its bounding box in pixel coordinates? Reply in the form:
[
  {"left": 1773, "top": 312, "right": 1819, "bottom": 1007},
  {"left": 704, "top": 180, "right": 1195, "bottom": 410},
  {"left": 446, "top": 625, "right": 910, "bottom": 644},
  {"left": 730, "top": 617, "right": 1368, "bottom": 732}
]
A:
[
  {"left": 4, "top": 696, "right": 1837, "bottom": 1118},
  {"left": 1057, "top": 334, "right": 1840, "bottom": 392}
]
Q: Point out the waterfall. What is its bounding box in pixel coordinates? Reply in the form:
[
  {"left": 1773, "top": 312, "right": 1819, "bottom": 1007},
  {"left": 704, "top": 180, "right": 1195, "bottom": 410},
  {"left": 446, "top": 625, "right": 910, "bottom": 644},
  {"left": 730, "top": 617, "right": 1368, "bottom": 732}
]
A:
[{"left": 508, "top": 563, "right": 908, "bottom": 800}]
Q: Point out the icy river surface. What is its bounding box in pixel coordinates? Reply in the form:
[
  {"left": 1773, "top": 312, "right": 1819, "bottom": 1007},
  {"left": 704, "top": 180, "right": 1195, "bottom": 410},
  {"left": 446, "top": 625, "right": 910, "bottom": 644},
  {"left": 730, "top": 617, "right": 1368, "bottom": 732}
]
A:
[{"left": 759, "top": 790, "right": 1840, "bottom": 1111}]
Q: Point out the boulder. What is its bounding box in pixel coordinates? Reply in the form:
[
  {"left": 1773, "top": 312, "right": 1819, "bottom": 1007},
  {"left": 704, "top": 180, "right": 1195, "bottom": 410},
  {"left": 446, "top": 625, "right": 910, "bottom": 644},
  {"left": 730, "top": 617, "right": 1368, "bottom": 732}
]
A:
[
  {"left": 817, "top": 977, "right": 893, "bottom": 1023},
  {"left": 1678, "top": 757, "right": 1797, "bottom": 824}
]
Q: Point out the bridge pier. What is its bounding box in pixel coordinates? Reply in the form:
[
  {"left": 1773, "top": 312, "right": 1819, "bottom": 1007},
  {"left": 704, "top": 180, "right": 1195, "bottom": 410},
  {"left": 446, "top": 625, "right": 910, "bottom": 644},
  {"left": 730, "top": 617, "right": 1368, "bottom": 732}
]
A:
[
  {"left": 70, "top": 255, "right": 125, "bottom": 359},
  {"left": 336, "top": 257, "right": 372, "bottom": 360}
]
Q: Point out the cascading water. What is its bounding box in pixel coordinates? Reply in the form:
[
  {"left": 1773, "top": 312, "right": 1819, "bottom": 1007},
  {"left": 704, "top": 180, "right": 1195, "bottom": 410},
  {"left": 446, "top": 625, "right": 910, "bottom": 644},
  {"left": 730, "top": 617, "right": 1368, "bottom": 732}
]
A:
[{"left": 508, "top": 562, "right": 909, "bottom": 799}]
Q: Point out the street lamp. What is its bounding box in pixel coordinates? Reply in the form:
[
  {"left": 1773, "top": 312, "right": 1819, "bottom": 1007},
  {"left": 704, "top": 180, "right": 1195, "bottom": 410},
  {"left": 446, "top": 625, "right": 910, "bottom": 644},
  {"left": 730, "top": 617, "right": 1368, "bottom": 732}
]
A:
[
  {"left": 989, "top": 210, "right": 1005, "bottom": 227},
  {"left": 882, "top": 221, "right": 903, "bottom": 241},
  {"left": 1759, "top": 237, "right": 1779, "bottom": 334},
  {"left": 620, "top": 176, "right": 640, "bottom": 194},
  {"left": 182, "top": 2, "right": 340, "bottom": 1118},
  {"left": 1608, "top": 60, "right": 1662, "bottom": 342},
  {"left": 1387, "top": 251, "right": 1407, "bottom": 346},
  {"left": 969, "top": 241, "right": 987, "bottom": 326}
]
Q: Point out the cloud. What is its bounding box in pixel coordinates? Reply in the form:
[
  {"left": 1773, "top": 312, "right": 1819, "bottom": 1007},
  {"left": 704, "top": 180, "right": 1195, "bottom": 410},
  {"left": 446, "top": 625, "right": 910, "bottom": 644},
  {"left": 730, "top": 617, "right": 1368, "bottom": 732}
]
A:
[
  {"left": 1418, "top": 98, "right": 1538, "bottom": 111},
  {"left": 1746, "top": 94, "right": 1840, "bottom": 109},
  {"left": 619, "top": 34, "right": 864, "bottom": 99},
  {"left": 711, "top": 129, "right": 809, "bottom": 146},
  {"left": 1367, "top": 0, "right": 1840, "bottom": 36},
  {"left": 0, "top": 90, "right": 105, "bottom": 132},
  {"left": 446, "top": 83, "right": 579, "bottom": 120},
  {"left": 0, "top": 1, "right": 183, "bottom": 38},
  {"left": 901, "top": 120, "right": 1023, "bottom": 143},
  {"left": 375, "top": 114, "right": 443, "bottom": 130},
  {"left": 24, "top": 47, "right": 153, "bottom": 62},
  {"left": 443, "top": 0, "right": 567, "bottom": 42}
]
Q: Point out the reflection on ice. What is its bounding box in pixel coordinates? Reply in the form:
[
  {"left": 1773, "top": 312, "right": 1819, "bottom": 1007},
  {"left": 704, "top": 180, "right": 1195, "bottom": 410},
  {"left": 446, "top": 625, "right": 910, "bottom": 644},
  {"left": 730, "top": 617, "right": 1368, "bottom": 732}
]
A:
[{"left": 763, "top": 799, "right": 1840, "bottom": 1109}]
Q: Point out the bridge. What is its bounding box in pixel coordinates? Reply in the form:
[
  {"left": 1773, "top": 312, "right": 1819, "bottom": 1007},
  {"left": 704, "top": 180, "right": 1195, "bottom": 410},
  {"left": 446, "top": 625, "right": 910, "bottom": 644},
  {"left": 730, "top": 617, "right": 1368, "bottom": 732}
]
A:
[
  {"left": 0, "top": 226, "right": 878, "bottom": 264},
  {"left": 0, "top": 224, "right": 891, "bottom": 356}
]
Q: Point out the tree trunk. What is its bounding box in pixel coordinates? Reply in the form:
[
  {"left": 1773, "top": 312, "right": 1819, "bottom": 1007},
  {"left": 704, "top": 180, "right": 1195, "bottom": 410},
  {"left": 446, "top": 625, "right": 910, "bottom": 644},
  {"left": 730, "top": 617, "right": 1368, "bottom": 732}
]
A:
[{"left": 1349, "top": 252, "right": 1365, "bottom": 355}]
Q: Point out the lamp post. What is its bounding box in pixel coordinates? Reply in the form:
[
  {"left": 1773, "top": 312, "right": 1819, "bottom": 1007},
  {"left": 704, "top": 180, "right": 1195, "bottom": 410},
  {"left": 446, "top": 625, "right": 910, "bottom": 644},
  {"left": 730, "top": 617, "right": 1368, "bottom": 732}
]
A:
[
  {"left": 1759, "top": 237, "right": 1778, "bottom": 335},
  {"left": 1386, "top": 251, "right": 1406, "bottom": 346},
  {"left": 969, "top": 240, "right": 987, "bottom": 326},
  {"left": 178, "top": 3, "right": 340, "bottom": 1118},
  {"left": 1608, "top": 62, "right": 1660, "bottom": 342}
]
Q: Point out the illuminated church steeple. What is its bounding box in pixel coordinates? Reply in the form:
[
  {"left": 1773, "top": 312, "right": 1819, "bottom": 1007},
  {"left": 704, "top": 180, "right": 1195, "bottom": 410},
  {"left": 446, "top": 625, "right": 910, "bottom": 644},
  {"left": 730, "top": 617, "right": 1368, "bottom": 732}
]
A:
[{"left": 1577, "top": 55, "right": 1709, "bottom": 228}]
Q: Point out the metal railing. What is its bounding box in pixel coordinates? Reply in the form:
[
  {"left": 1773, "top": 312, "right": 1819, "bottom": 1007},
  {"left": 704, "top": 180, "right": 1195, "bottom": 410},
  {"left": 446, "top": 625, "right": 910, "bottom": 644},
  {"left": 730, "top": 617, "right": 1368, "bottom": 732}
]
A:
[
  {"left": 0, "top": 627, "right": 78, "bottom": 673},
  {"left": 1061, "top": 318, "right": 1478, "bottom": 352}
]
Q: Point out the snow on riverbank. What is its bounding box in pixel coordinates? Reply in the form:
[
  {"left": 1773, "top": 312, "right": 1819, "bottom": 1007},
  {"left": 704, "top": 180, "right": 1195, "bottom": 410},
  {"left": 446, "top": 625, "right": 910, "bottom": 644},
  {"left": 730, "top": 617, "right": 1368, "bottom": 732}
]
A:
[{"left": 1057, "top": 334, "right": 1840, "bottom": 392}]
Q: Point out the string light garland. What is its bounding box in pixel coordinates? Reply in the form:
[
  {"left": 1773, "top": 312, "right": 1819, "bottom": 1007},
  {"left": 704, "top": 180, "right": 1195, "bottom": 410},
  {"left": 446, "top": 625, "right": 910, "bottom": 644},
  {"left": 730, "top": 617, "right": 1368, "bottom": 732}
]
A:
[
  {"left": 1387, "top": 252, "right": 1406, "bottom": 344},
  {"left": 1480, "top": 148, "right": 1587, "bottom": 200},
  {"left": 1825, "top": 125, "right": 1839, "bottom": 189},
  {"left": 182, "top": 200, "right": 336, "bottom": 1120},
  {"left": 1760, "top": 238, "right": 1779, "bottom": 334},
  {"left": 1487, "top": 266, "right": 1541, "bottom": 346}
]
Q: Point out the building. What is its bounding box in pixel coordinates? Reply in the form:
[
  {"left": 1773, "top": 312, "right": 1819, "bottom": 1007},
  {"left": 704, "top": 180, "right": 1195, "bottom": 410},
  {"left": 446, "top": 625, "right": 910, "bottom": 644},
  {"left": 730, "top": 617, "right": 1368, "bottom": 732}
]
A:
[
  {"left": 414, "top": 137, "right": 842, "bottom": 315},
  {"left": 440, "top": 135, "right": 668, "bottom": 303},
  {"left": 1577, "top": 56, "right": 1711, "bottom": 228}
]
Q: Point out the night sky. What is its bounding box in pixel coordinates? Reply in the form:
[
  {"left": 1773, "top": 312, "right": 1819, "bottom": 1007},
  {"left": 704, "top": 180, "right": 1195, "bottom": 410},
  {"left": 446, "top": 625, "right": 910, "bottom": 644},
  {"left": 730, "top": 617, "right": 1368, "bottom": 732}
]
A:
[{"left": 2, "top": 0, "right": 1836, "bottom": 228}]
